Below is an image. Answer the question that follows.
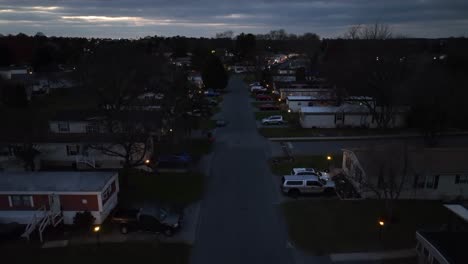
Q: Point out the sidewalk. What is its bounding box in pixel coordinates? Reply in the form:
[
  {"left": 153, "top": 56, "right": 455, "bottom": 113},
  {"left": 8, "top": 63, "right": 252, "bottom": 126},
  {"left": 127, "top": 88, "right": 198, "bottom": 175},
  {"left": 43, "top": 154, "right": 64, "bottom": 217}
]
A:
[
  {"left": 330, "top": 248, "right": 416, "bottom": 262},
  {"left": 269, "top": 131, "right": 468, "bottom": 141}
]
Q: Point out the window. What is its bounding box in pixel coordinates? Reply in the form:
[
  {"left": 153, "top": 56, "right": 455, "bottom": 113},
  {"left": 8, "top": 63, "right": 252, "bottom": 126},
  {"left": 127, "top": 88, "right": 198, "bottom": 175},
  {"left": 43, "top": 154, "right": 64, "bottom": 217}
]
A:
[
  {"left": 85, "top": 123, "right": 99, "bottom": 133},
  {"left": 306, "top": 181, "right": 321, "bottom": 187},
  {"left": 10, "top": 195, "right": 33, "bottom": 207},
  {"left": 66, "top": 145, "right": 80, "bottom": 156},
  {"left": 414, "top": 174, "right": 426, "bottom": 189},
  {"left": 297, "top": 102, "right": 302, "bottom": 106},
  {"left": 426, "top": 175, "right": 439, "bottom": 189},
  {"left": 286, "top": 181, "right": 303, "bottom": 186},
  {"left": 455, "top": 175, "right": 468, "bottom": 184},
  {"left": 102, "top": 184, "right": 113, "bottom": 200},
  {"left": 335, "top": 112, "right": 344, "bottom": 122},
  {"left": 58, "top": 122, "right": 70, "bottom": 132}
]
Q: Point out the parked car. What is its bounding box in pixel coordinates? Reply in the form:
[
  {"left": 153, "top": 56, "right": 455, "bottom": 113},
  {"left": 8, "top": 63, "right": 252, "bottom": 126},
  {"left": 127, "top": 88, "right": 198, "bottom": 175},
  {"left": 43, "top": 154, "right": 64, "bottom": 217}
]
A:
[
  {"left": 249, "top": 82, "right": 262, "bottom": 87},
  {"left": 281, "top": 175, "right": 336, "bottom": 197},
  {"left": 250, "top": 86, "right": 267, "bottom": 93},
  {"left": 216, "top": 118, "right": 228, "bottom": 127},
  {"left": 259, "top": 104, "right": 280, "bottom": 111},
  {"left": 111, "top": 205, "right": 183, "bottom": 236},
  {"left": 291, "top": 168, "right": 331, "bottom": 181},
  {"left": 157, "top": 153, "right": 192, "bottom": 169},
  {"left": 204, "top": 89, "right": 220, "bottom": 97},
  {"left": 256, "top": 94, "right": 273, "bottom": 101},
  {"left": 261, "top": 115, "right": 284, "bottom": 125}
]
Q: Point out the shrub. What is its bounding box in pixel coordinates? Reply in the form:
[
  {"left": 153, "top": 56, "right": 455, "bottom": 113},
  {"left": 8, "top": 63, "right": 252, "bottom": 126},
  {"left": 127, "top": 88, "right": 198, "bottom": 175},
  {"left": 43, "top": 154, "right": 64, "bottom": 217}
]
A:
[{"left": 73, "top": 211, "right": 96, "bottom": 231}]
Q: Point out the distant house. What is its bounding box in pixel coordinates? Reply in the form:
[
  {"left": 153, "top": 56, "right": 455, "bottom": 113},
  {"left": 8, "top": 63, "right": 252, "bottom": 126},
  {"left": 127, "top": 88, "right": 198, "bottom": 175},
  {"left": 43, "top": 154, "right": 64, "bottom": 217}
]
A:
[
  {"left": 0, "top": 171, "right": 118, "bottom": 240},
  {"left": 286, "top": 96, "right": 336, "bottom": 112},
  {"left": 0, "top": 66, "right": 30, "bottom": 80},
  {"left": 416, "top": 204, "right": 468, "bottom": 264},
  {"left": 0, "top": 110, "right": 156, "bottom": 171},
  {"left": 342, "top": 147, "right": 468, "bottom": 200},
  {"left": 299, "top": 103, "right": 407, "bottom": 128},
  {"left": 188, "top": 72, "right": 204, "bottom": 89}
]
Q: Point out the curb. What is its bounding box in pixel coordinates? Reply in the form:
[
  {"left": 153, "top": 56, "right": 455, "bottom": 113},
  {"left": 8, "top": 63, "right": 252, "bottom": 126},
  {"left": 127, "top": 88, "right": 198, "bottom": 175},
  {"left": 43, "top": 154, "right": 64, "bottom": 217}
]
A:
[
  {"left": 268, "top": 132, "right": 468, "bottom": 142},
  {"left": 330, "top": 248, "right": 416, "bottom": 262}
]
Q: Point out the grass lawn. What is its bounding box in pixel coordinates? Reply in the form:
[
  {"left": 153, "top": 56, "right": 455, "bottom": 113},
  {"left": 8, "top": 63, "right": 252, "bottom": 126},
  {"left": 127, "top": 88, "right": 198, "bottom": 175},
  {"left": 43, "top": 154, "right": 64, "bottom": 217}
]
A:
[
  {"left": 282, "top": 199, "right": 451, "bottom": 254},
  {"left": 119, "top": 169, "right": 204, "bottom": 206},
  {"left": 198, "top": 118, "right": 216, "bottom": 131},
  {"left": 1, "top": 242, "right": 191, "bottom": 264},
  {"left": 270, "top": 155, "right": 342, "bottom": 176},
  {"left": 259, "top": 127, "right": 413, "bottom": 138}
]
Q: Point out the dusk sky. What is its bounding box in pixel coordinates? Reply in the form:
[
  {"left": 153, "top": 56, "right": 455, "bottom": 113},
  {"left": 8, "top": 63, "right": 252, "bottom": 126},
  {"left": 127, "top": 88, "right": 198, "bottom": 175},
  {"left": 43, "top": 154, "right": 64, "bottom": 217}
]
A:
[{"left": 1, "top": 0, "right": 468, "bottom": 38}]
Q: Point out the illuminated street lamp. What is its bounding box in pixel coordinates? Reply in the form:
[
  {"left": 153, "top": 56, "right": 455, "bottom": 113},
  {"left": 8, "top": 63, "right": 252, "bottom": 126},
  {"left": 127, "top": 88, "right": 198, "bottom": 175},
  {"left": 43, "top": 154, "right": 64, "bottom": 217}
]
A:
[
  {"left": 144, "top": 159, "right": 150, "bottom": 165},
  {"left": 326, "top": 155, "right": 332, "bottom": 169},
  {"left": 287, "top": 109, "right": 291, "bottom": 113},
  {"left": 93, "top": 225, "right": 101, "bottom": 247},
  {"left": 378, "top": 219, "right": 385, "bottom": 241}
]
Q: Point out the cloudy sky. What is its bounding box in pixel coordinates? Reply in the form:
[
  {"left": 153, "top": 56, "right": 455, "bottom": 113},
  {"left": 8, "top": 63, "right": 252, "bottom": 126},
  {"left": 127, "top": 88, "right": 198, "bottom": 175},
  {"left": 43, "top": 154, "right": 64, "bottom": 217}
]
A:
[{"left": 1, "top": 0, "right": 467, "bottom": 38}]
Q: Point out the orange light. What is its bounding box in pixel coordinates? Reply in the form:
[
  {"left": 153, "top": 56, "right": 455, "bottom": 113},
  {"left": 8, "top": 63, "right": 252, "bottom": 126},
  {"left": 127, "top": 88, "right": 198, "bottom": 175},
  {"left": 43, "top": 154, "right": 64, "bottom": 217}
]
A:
[
  {"left": 378, "top": 220, "right": 385, "bottom": 226},
  {"left": 93, "top": 226, "right": 101, "bottom": 232},
  {"left": 145, "top": 159, "right": 150, "bottom": 164},
  {"left": 327, "top": 156, "right": 332, "bottom": 161}
]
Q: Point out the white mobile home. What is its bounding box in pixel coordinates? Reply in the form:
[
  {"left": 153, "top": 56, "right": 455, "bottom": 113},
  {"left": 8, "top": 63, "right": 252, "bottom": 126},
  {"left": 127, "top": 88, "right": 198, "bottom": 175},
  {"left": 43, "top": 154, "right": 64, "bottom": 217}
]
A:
[
  {"left": 299, "top": 104, "right": 406, "bottom": 129},
  {"left": 286, "top": 96, "right": 335, "bottom": 112}
]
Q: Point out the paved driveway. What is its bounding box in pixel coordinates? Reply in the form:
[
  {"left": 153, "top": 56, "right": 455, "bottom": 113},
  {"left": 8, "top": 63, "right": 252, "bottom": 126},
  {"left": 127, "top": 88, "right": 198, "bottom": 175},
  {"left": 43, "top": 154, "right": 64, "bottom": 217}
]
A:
[{"left": 190, "top": 76, "right": 298, "bottom": 264}]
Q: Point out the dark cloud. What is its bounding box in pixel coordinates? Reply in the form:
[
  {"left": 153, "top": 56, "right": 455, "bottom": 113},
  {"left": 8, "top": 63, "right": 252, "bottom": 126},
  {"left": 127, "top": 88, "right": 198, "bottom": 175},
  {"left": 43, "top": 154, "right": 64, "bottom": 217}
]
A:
[{"left": 0, "top": 0, "right": 467, "bottom": 38}]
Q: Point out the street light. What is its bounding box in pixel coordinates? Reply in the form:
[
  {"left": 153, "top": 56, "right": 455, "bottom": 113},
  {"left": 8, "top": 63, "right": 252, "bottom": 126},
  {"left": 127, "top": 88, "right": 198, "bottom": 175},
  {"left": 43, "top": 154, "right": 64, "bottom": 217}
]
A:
[
  {"left": 144, "top": 159, "right": 150, "bottom": 165},
  {"left": 93, "top": 225, "right": 101, "bottom": 247},
  {"left": 378, "top": 219, "right": 385, "bottom": 241},
  {"left": 287, "top": 109, "right": 291, "bottom": 113},
  {"left": 326, "top": 155, "right": 332, "bottom": 170}
]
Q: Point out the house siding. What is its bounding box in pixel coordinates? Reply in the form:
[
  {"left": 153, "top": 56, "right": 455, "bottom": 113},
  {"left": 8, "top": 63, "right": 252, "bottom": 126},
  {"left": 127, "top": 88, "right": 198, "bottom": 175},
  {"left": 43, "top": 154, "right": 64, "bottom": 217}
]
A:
[
  {"left": 0, "top": 194, "right": 50, "bottom": 210},
  {"left": 59, "top": 194, "right": 99, "bottom": 211},
  {"left": 101, "top": 180, "right": 117, "bottom": 205}
]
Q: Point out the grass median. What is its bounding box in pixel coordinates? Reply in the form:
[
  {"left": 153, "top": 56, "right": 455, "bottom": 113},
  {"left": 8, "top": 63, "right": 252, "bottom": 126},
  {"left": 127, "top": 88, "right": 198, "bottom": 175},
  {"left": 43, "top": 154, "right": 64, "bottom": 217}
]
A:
[{"left": 282, "top": 199, "right": 450, "bottom": 254}]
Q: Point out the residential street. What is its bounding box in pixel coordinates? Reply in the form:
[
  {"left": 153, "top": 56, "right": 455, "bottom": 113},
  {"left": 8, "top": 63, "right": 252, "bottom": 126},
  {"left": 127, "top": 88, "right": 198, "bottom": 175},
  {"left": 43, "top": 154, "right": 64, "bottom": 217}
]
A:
[{"left": 190, "top": 76, "right": 297, "bottom": 264}]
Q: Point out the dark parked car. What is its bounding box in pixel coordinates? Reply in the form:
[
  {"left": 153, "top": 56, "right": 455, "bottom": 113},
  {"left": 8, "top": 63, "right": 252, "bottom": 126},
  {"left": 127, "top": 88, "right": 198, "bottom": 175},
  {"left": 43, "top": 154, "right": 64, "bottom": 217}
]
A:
[
  {"left": 111, "top": 206, "right": 183, "bottom": 236},
  {"left": 256, "top": 94, "right": 273, "bottom": 101},
  {"left": 259, "top": 104, "right": 280, "bottom": 111},
  {"left": 216, "top": 118, "right": 228, "bottom": 127},
  {"left": 204, "top": 89, "right": 220, "bottom": 97},
  {"left": 157, "top": 153, "right": 192, "bottom": 169}
]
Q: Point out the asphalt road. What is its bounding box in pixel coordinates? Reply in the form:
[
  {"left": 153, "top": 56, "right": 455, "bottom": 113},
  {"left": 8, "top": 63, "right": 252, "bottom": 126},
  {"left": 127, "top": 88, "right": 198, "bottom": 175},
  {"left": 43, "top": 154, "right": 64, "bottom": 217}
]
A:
[{"left": 190, "top": 76, "right": 295, "bottom": 264}]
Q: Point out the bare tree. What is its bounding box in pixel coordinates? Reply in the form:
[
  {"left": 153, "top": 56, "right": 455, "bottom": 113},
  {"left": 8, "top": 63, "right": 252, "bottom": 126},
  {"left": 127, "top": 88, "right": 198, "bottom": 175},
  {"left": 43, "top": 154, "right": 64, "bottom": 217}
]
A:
[
  {"left": 352, "top": 143, "right": 410, "bottom": 220},
  {"left": 343, "top": 23, "right": 393, "bottom": 40},
  {"left": 343, "top": 25, "right": 362, "bottom": 40}
]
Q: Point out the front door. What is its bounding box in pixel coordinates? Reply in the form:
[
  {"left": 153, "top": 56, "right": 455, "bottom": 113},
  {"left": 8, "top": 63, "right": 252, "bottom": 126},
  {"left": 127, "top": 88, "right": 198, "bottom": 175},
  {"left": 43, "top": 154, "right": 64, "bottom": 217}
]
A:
[{"left": 49, "top": 194, "right": 61, "bottom": 212}]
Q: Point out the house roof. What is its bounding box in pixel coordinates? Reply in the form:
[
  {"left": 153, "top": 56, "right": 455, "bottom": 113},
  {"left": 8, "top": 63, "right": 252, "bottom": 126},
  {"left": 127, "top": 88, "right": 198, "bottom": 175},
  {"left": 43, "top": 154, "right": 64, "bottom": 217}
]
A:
[
  {"left": 444, "top": 204, "right": 468, "bottom": 223},
  {"left": 300, "top": 104, "right": 369, "bottom": 114},
  {"left": 418, "top": 231, "right": 468, "bottom": 264},
  {"left": 0, "top": 171, "right": 116, "bottom": 193},
  {"left": 348, "top": 147, "right": 468, "bottom": 178}
]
